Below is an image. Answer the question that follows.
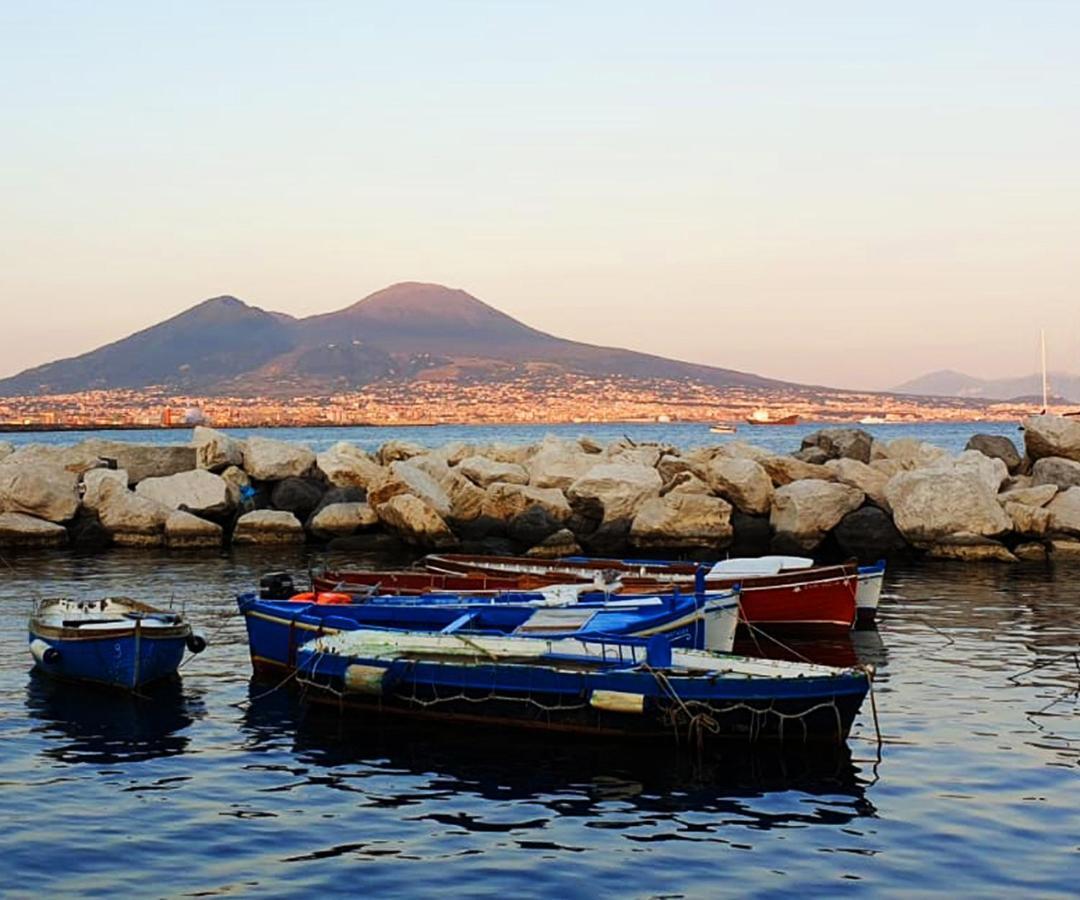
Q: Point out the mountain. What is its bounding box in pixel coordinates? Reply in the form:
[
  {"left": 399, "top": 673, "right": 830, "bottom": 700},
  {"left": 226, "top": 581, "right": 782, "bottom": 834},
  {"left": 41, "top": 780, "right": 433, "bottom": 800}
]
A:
[
  {"left": 894, "top": 369, "right": 1080, "bottom": 403},
  {"left": 0, "top": 282, "right": 791, "bottom": 397}
]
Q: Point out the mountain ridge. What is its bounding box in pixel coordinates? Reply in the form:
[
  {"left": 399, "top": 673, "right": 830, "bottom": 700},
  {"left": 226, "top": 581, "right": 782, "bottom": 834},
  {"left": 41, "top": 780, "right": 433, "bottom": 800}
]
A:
[
  {"left": 894, "top": 369, "right": 1080, "bottom": 402},
  {"left": 0, "top": 282, "right": 790, "bottom": 397}
]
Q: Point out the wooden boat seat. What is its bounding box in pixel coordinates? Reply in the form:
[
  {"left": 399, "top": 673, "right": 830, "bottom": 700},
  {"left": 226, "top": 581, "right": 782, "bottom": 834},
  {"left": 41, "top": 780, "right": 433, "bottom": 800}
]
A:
[{"left": 513, "top": 608, "right": 597, "bottom": 635}]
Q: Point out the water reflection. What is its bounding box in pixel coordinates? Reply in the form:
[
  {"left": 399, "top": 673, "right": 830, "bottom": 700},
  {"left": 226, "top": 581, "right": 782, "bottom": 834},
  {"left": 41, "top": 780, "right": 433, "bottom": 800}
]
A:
[
  {"left": 24, "top": 672, "right": 204, "bottom": 764},
  {"left": 239, "top": 680, "right": 877, "bottom": 830}
]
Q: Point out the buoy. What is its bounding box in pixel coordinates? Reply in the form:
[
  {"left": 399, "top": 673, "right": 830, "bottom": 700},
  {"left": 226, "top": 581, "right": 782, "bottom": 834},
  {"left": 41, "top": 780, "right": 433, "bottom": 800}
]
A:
[
  {"left": 343, "top": 664, "right": 387, "bottom": 695},
  {"left": 29, "top": 639, "right": 60, "bottom": 665},
  {"left": 186, "top": 633, "right": 207, "bottom": 654},
  {"left": 589, "top": 690, "right": 645, "bottom": 714}
]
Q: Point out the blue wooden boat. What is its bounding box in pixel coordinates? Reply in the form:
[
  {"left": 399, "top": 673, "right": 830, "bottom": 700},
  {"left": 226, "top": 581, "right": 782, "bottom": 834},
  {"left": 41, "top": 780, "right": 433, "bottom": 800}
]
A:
[
  {"left": 28, "top": 598, "right": 206, "bottom": 690},
  {"left": 238, "top": 584, "right": 740, "bottom": 676},
  {"left": 294, "top": 630, "right": 871, "bottom": 744}
]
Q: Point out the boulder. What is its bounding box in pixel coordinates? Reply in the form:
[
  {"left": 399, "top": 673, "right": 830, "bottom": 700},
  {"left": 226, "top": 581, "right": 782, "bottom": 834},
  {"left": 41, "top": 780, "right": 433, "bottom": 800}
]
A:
[
  {"left": 998, "top": 483, "right": 1057, "bottom": 507},
  {"left": 458, "top": 456, "right": 529, "bottom": 488},
  {"left": 507, "top": 505, "right": 563, "bottom": 546},
  {"left": 705, "top": 457, "right": 773, "bottom": 515},
  {"left": 1014, "top": 542, "right": 1048, "bottom": 562},
  {"left": 925, "top": 540, "right": 1018, "bottom": 563},
  {"left": 577, "top": 436, "right": 604, "bottom": 454},
  {"left": 82, "top": 468, "right": 129, "bottom": 513},
  {"left": 395, "top": 456, "right": 486, "bottom": 523},
  {"left": 232, "top": 509, "right": 305, "bottom": 544},
  {"left": 317, "top": 442, "right": 386, "bottom": 491},
  {"left": 661, "top": 472, "right": 712, "bottom": 496},
  {"left": 605, "top": 445, "right": 663, "bottom": 469},
  {"left": 309, "top": 502, "right": 379, "bottom": 539},
  {"left": 1004, "top": 502, "right": 1052, "bottom": 538},
  {"left": 0, "top": 512, "right": 67, "bottom": 548},
  {"left": 759, "top": 456, "right": 835, "bottom": 487},
  {"left": 1022, "top": 414, "right": 1080, "bottom": 462},
  {"left": 833, "top": 506, "right": 907, "bottom": 561},
  {"left": 885, "top": 470, "right": 1011, "bottom": 544},
  {"left": 825, "top": 458, "right": 891, "bottom": 510},
  {"left": 242, "top": 436, "right": 316, "bottom": 481},
  {"left": 1047, "top": 487, "right": 1080, "bottom": 537},
  {"left": 1030, "top": 457, "right": 1080, "bottom": 491},
  {"left": 869, "top": 458, "right": 905, "bottom": 478},
  {"left": 566, "top": 463, "right": 662, "bottom": 523},
  {"left": 78, "top": 439, "right": 197, "bottom": 484},
  {"left": 428, "top": 441, "right": 477, "bottom": 466},
  {"left": 135, "top": 469, "right": 233, "bottom": 517},
  {"left": 525, "top": 529, "right": 583, "bottom": 559},
  {"left": 713, "top": 441, "right": 771, "bottom": 462},
  {"left": 487, "top": 442, "right": 533, "bottom": 465},
  {"left": 965, "top": 434, "right": 1022, "bottom": 473},
  {"left": 221, "top": 465, "right": 254, "bottom": 508},
  {"left": 527, "top": 443, "right": 593, "bottom": 491},
  {"left": 270, "top": 477, "right": 325, "bottom": 520},
  {"left": 375, "top": 494, "right": 456, "bottom": 547},
  {"left": 1001, "top": 474, "right": 1033, "bottom": 493},
  {"left": 376, "top": 440, "right": 428, "bottom": 465},
  {"left": 192, "top": 426, "right": 244, "bottom": 471},
  {"left": 367, "top": 461, "right": 452, "bottom": 519},
  {"left": 769, "top": 481, "right": 864, "bottom": 551},
  {"left": 482, "top": 483, "right": 572, "bottom": 524},
  {"left": 880, "top": 438, "right": 950, "bottom": 470},
  {"left": 96, "top": 479, "right": 171, "bottom": 546},
  {"left": 0, "top": 461, "right": 80, "bottom": 522},
  {"left": 657, "top": 454, "right": 705, "bottom": 484},
  {"left": 925, "top": 450, "right": 1008, "bottom": 495},
  {"left": 165, "top": 511, "right": 223, "bottom": 549},
  {"left": 629, "top": 493, "right": 734, "bottom": 551},
  {"left": 1049, "top": 539, "right": 1080, "bottom": 558},
  {"left": 800, "top": 428, "right": 873, "bottom": 463},
  {"left": 792, "top": 446, "right": 830, "bottom": 465}
]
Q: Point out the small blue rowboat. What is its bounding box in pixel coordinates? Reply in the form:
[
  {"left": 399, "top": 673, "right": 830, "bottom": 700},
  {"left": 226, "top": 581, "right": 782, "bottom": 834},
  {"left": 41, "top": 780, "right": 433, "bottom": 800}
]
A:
[
  {"left": 238, "top": 584, "right": 740, "bottom": 677},
  {"left": 28, "top": 598, "right": 207, "bottom": 690},
  {"left": 295, "top": 630, "right": 872, "bottom": 744}
]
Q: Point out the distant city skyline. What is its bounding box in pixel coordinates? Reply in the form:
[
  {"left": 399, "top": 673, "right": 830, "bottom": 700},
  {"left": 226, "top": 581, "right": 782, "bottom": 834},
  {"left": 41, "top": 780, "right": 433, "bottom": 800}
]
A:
[{"left": 2, "top": 2, "right": 1078, "bottom": 390}]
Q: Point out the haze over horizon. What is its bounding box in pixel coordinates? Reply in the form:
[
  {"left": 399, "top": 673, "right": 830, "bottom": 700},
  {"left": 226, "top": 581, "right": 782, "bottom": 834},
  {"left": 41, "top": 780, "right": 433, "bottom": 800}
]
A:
[{"left": 3, "top": 2, "right": 1078, "bottom": 390}]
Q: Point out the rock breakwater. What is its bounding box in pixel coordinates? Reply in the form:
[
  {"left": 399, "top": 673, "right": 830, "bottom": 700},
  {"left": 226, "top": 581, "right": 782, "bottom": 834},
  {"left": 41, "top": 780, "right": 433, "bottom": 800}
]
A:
[{"left": 3, "top": 416, "right": 1080, "bottom": 563}]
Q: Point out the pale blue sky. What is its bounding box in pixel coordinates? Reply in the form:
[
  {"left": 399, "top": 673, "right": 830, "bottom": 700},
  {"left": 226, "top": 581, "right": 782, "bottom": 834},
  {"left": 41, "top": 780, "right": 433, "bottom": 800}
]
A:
[{"left": 2, "top": 1, "right": 1078, "bottom": 389}]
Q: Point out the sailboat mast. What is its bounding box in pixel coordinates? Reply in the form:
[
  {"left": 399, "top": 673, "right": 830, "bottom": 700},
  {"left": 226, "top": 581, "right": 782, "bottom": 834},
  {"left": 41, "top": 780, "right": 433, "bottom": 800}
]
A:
[{"left": 1041, "top": 329, "right": 1048, "bottom": 412}]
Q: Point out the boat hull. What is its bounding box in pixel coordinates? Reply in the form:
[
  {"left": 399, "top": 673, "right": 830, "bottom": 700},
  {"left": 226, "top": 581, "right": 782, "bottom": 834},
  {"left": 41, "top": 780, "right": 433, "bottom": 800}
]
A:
[
  {"left": 855, "top": 563, "right": 885, "bottom": 629},
  {"left": 28, "top": 627, "right": 189, "bottom": 690},
  {"left": 239, "top": 591, "right": 740, "bottom": 675},
  {"left": 295, "top": 638, "right": 869, "bottom": 744}
]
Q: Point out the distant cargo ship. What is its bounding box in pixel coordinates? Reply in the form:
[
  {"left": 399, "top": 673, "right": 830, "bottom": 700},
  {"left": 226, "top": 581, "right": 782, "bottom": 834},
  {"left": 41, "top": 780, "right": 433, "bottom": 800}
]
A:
[{"left": 745, "top": 409, "right": 799, "bottom": 426}]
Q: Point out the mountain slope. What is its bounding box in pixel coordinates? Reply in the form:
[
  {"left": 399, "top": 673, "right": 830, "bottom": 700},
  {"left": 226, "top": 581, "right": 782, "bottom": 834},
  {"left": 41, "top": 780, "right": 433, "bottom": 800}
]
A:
[
  {"left": 0, "top": 282, "right": 790, "bottom": 396},
  {"left": 894, "top": 369, "right": 1080, "bottom": 402},
  {"left": 0, "top": 297, "right": 298, "bottom": 395}
]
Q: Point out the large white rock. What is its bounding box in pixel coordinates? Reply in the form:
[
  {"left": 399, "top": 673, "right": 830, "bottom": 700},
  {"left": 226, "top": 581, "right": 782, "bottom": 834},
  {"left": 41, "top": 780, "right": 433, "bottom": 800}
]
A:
[
  {"left": 78, "top": 439, "right": 198, "bottom": 484},
  {"left": 1022, "top": 414, "right": 1080, "bottom": 462},
  {"left": 1030, "top": 457, "right": 1080, "bottom": 491},
  {"left": 705, "top": 457, "right": 773, "bottom": 515},
  {"left": 527, "top": 442, "right": 594, "bottom": 491},
  {"left": 458, "top": 456, "right": 529, "bottom": 488},
  {"left": 879, "top": 438, "right": 950, "bottom": 470},
  {"left": 165, "top": 511, "right": 223, "bottom": 549},
  {"left": 0, "top": 512, "right": 67, "bottom": 548},
  {"left": 0, "top": 461, "right": 80, "bottom": 522},
  {"left": 135, "top": 469, "right": 233, "bottom": 517},
  {"left": 309, "top": 502, "right": 379, "bottom": 538},
  {"left": 481, "top": 483, "right": 573, "bottom": 523},
  {"left": 825, "top": 458, "right": 890, "bottom": 510},
  {"left": 924, "top": 450, "right": 1008, "bottom": 495},
  {"left": 82, "top": 468, "right": 129, "bottom": 513},
  {"left": 605, "top": 445, "right": 663, "bottom": 468},
  {"left": 367, "top": 461, "right": 452, "bottom": 519},
  {"left": 232, "top": 509, "right": 305, "bottom": 544},
  {"left": 770, "top": 480, "right": 865, "bottom": 550},
  {"left": 96, "top": 479, "right": 171, "bottom": 546},
  {"left": 713, "top": 441, "right": 771, "bottom": 462},
  {"left": 997, "top": 484, "right": 1058, "bottom": 508},
  {"left": 657, "top": 454, "right": 706, "bottom": 484},
  {"left": 1047, "top": 487, "right": 1080, "bottom": 537},
  {"left": 629, "top": 493, "right": 734, "bottom": 550},
  {"left": 192, "top": 426, "right": 244, "bottom": 471},
  {"left": 242, "top": 437, "right": 316, "bottom": 481},
  {"left": 567, "top": 463, "right": 662, "bottom": 522},
  {"left": 376, "top": 494, "right": 456, "bottom": 547},
  {"left": 885, "top": 469, "right": 1011, "bottom": 544},
  {"left": 1004, "top": 501, "right": 1052, "bottom": 538},
  {"left": 317, "top": 442, "right": 387, "bottom": 491},
  {"left": 377, "top": 440, "right": 428, "bottom": 465}
]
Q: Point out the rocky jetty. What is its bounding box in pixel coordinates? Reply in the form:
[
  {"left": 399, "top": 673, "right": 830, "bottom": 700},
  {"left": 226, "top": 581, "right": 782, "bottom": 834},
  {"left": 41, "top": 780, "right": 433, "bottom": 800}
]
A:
[{"left": 2, "top": 416, "right": 1080, "bottom": 562}]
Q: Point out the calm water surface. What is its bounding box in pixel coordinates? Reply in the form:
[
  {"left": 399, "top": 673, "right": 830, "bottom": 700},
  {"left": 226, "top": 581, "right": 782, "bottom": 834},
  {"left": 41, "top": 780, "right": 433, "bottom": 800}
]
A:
[{"left": 2, "top": 548, "right": 1077, "bottom": 897}]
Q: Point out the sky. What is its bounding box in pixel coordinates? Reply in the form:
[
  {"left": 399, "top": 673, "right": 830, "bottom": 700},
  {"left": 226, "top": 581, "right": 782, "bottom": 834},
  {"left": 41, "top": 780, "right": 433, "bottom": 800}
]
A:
[{"left": 1, "top": 1, "right": 1078, "bottom": 390}]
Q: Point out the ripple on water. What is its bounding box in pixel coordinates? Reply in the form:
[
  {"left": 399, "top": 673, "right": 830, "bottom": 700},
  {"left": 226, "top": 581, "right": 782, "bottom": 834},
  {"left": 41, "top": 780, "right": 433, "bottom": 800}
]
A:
[{"left": 1, "top": 551, "right": 1077, "bottom": 896}]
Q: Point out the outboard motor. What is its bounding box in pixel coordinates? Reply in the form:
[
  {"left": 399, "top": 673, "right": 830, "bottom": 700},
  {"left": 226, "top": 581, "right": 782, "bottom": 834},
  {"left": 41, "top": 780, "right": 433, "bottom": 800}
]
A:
[{"left": 259, "top": 572, "right": 296, "bottom": 600}]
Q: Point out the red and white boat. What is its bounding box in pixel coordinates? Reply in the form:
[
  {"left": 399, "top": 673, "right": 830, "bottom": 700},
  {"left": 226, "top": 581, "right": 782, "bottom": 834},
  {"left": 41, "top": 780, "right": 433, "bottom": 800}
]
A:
[{"left": 422, "top": 554, "right": 860, "bottom": 635}]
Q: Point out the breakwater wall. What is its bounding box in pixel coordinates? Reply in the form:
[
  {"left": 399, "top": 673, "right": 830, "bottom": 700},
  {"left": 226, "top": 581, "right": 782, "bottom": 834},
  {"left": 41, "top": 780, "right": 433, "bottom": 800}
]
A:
[{"left": 1, "top": 417, "right": 1080, "bottom": 563}]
